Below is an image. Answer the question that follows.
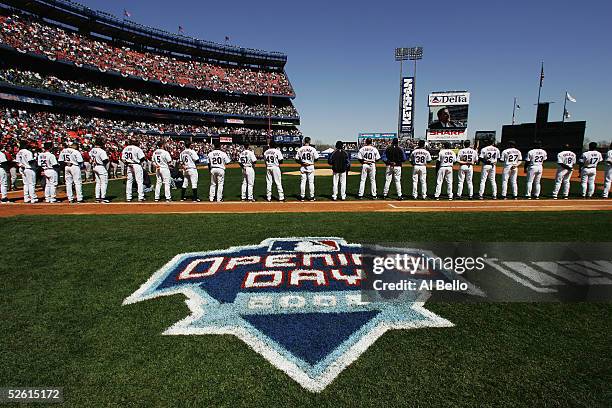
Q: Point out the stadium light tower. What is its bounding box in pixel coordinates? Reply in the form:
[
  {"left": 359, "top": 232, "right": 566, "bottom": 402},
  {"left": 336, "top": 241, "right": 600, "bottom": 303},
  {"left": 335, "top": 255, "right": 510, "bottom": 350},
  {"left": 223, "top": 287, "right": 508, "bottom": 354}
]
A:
[{"left": 395, "top": 46, "right": 423, "bottom": 138}]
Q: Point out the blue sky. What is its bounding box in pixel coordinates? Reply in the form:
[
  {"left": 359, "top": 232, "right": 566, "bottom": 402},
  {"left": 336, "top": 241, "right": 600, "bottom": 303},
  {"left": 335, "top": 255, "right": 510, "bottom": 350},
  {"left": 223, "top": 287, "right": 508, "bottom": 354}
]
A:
[{"left": 84, "top": 0, "right": 611, "bottom": 144}]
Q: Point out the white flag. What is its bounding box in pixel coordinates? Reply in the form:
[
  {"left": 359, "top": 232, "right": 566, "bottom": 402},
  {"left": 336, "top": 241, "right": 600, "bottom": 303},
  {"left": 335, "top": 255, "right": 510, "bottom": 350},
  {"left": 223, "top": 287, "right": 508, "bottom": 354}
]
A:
[{"left": 566, "top": 92, "right": 576, "bottom": 103}]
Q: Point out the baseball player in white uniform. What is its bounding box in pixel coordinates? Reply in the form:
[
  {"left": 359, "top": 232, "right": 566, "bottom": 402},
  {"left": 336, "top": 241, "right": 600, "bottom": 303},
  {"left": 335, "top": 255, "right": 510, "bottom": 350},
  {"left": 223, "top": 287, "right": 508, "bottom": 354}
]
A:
[
  {"left": 208, "top": 141, "right": 231, "bottom": 202},
  {"left": 180, "top": 141, "right": 200, "bottom": 202},
  {"left": 239, "top": 143, "right": 257, "bottom": 201},
  {"left": 500, "top": 141, "right": 522, "bottom": 199},
  {"left": 295, "top": 137, "right": 319, "bottom": 201},
  {"left": 357, "top": 138, "right": 381, "bottom": 199},
  {"left": 603, "top": 143, "right": 612, "bottom": 198},
  {"left": 478, "top": 141, "right": 500, "bottom": 199},
  {"left": 456, "top": 140, "right": 479, "bottom": 199},
  {"left": 121, "top": 140, "right": 146, "bottom": 202},
  {"left": 0, "top": 146, "right": 8, "bottom": 203},
  {"left": 89, "top": 139, "right": 110, "bottom": 203},
  {"left": 434, "top": 142, "right": 456, "bottom": 200},
  {"left": 579, "top": 142, "right": 603, "bottom": 198},
  {"left": 16, "top": 141, "right": 38, "bottom": 203},
  {"left": 59, "top": 142, "right": 84, "bottom": 203},
  {"left": 410, "top": 139, "right": 432, "bottom": 199},
  {"left": 552, "top": 145, "right": 577, "bottom": 200},
  {"left": 264, "top": 142, "right": 285, "bottom": 201},
  {"left": 524, "top": 142, "right": 547, "bottom": 199},
  {"left": 152, "top": 141, "right": 173, "bottom": 202},
  {"left": 37, "top": 142, "right": 59, "bottom": 203}
]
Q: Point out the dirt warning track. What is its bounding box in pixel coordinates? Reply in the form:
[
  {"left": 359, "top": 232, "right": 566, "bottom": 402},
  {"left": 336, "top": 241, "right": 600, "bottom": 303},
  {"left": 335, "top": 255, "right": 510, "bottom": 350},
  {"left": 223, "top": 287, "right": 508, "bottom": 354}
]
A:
[{"left": 1, "top": 199, "right": 611, "bottom": 217}]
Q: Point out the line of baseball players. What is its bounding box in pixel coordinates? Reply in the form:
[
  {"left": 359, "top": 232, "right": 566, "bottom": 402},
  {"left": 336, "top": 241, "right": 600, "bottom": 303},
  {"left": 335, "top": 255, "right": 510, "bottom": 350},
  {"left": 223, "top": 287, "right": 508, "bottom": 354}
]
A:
[{"left": 1, "top": 136, "right": 610, "bottom": 203}]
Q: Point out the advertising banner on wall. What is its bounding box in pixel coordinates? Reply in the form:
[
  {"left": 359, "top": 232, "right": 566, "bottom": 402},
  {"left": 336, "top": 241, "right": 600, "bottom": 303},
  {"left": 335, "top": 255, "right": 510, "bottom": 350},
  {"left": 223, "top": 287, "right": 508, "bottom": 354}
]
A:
[
  {"left": 400, "top": 77, "right": 414, "bottom": 134},
  {"left": 427, "top": 91, "right": 470, "bottom": 141}
]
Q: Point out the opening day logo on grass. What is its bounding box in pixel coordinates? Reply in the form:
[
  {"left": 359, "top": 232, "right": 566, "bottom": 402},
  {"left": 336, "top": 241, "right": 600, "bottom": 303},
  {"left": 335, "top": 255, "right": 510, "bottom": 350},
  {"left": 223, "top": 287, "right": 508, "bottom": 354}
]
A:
[{"left": 123, "top": 238, "right": 480, "bottom": 392}]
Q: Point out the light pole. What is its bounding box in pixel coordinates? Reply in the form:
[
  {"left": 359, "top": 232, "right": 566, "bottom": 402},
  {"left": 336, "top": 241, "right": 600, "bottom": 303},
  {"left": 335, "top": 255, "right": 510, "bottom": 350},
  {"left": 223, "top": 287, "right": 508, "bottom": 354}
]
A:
[{"left": 395, "top": 46, "right": 423, "bottom": 138}]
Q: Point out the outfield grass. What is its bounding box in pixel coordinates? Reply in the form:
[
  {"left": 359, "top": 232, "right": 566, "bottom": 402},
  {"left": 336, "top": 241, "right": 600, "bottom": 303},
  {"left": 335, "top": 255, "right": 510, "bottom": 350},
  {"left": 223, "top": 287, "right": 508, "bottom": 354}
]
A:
[
  {"left": 1, "top": 212, "right": 611, "bottom": 407},
  {"left": 57, "top": 166, "right": 597, "bottom": 202}
]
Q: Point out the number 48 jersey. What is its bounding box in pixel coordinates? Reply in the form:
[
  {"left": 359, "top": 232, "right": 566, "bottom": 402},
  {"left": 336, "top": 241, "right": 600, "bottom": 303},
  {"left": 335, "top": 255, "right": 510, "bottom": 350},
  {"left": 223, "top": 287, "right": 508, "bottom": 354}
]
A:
[{"left": 295, "top": 145, "right": 319, "bottom": 172}]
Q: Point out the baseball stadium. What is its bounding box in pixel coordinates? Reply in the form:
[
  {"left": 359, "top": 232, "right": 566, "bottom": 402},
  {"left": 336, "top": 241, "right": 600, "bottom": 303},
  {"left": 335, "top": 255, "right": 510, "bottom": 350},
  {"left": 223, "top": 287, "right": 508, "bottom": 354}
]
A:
[{"left": 1, "top": 0, "right": 611, "bottom": 407}]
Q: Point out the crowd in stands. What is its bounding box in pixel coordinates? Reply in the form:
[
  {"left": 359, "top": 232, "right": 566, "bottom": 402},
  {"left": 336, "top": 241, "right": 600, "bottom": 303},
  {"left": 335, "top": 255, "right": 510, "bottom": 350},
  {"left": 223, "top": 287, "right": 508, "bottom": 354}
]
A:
[
  {"left": 0, "top": 13, "right": 294, "bottom": 96},
  {"left": 0, "top": 108, "right": 301, "bottom": 161},
  {"left": 0, "top": 69, "right": 299, "bottom": 118}
]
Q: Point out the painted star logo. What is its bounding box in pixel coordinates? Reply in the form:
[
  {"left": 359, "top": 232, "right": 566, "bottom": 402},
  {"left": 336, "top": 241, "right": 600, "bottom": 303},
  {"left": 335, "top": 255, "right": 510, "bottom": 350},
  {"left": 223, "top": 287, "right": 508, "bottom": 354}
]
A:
[{"left": 123, "top": 238, "right": 477, "bottom": 392}]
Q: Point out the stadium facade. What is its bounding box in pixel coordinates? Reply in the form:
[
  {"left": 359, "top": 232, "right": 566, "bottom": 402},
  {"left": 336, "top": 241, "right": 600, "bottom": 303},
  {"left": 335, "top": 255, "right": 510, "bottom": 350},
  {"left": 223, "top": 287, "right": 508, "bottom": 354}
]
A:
[{"left": 0, "top": 0, "right": 301, "bottom": 156}]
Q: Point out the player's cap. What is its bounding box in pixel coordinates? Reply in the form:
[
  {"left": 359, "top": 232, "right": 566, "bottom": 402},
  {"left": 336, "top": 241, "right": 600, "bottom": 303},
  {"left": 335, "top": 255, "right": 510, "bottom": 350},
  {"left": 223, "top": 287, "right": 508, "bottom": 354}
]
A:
[
  {"left": 418, "top": 139, "right": 425, "bottom": 148},
  {"left": 392, "top": 138, "right": 399, "bottom": 146},
  {"left": 335, "top": 141, "right": 343, "bottom": 149},
  {"left": 303, "top": 136, "right": 311, "bottom": 145},
  {"left": 365, "top": 138, "right": 372, "bottom": 145},
  {"left": 463, "top": 140, "right": 471, "bottom": 147},
  {"left": 588, "top": 141, "right": 597, "bottom": 150}
]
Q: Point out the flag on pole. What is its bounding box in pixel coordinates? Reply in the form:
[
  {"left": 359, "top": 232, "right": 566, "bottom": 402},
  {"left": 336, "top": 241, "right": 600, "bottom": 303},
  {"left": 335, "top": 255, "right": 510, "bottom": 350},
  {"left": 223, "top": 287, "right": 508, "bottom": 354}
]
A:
[
  {"left": 539, "top": 63, "right": 544, "bottom": 87},
  {"left": 225, "top": 36, "right": 230, "bottom": 42},
  {"left": 123, "top": 9, "right": 131, "bottom": 18},
  {"left": 565, "top": 92, "right": 576, "bottom": 103},
  {"left": 178, "top": 25, "right": 185, "bottom": 34},
  {"left": 516, "top": 103, "right": 521, "bottom": 109},
  {"left": 564, "top": 109, "right": 571, "bottom": 119}
]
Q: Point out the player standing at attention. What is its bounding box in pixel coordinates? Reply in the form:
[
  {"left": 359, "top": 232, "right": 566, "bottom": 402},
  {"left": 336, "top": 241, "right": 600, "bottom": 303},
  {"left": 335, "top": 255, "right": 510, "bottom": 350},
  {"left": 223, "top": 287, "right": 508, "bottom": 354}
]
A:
[
  {"left": 382, "top": 138, "right": 406, "bottom": 200},
  {"left": 552, "top": 145, "right": 576, "bottom": 200},
  {"left": 410, "top": 139, "right": 432, "bottom": 199},
  {"left": 37, "top": 142, "right": 59, "bottom": 203},
  {"left": 208, "top": 141, "right": 231, "bottom": 202},
  {"left": 499, "top": 141, "right": 522, "bottom": 200},
  {"left": 239, "top": 142, "right": 257, "bottom": 202},
  {"left": 478, "top": 140, "right": 500, "bottom": 199},
  {"left": 357, "top": 138, "right": 381, "bottom": 199},
  {"left": 59, "top": 141, "right": 84, "bottom": 203},
  {"left": 179, "top": 141, "right": 200, "bottom": 202},
  {"left": 16, "top": 141, "right": 38, "bottom": 203},
  {"left": 89, "top": 138, "right": 110, "bottom": 203},
  {"left": 328, "top": 141, "right": 350, "bottom": 201},
  {"left": 295, "top": 137, "right": 319, "bottom": 201},
  {"left": 434, "top": 142, "right": 456, "bottom": 200},
  {"left": 603, "top": 143, "right": 612, "bottom": 198},
  {"left": 264, "top": 141, "right": 285, "bottom": 202},
  {"left": 579, "top": 142, "right": 603, "bottom": 198},
  {"left": 524, "top": 141, "right": 547, "bottom": 199},
  {"left": 121, "top": 139, "right": 146, "bottom": 202},
  {"left": 456, "top": 140, "right": 479, "bottom": 199},
  {"left": 152, "top": 141, "right": 173, "bottom": 202},
  {"left": 0, "top": 145, "right": 8, "bottom": 203}
]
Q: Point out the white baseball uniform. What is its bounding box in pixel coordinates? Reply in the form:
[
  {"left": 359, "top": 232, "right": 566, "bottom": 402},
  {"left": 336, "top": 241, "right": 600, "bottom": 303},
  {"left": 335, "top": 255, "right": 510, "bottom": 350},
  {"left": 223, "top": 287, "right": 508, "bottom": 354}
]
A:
[
  {"left": 59, "top": 147, "right": 84, "bottom": 202},
  {"left": 525, "top": 148, "right": 547, "bottom": 198},
  {"left": 410, "top": 148, "right": 432, "bottom": 199},
  {"left": 603, "top": 150, "right": 612, "bottom": 198},
  {"left": 580, "top": 150, "right": 603, "bottom": 197},
  {"left": 500, "top": 148, "right": 522, "bottom": 198},
  {"left": 296, "top": 145, "right": 319, "bottom": 199},
  {"left": 357, "top": 145, "right": 381, "bottom": 198},
  {"left": 16, "top": 148, "right": 37, "bottom": 203},
  {"left": 208, "top": 149, "right": 231, "bottom": 202},
  {"left": 0, "top": 151, "right": 8, "bottom": 201},
  {"left": 479, "top": 145, "right": 500, "bottom": 198},
  {"left": 180, "top": 148, "right": 200, "bottom": 191},
  {"left": 38, "top": 151, "right": 58, "bottom": 202},
  {"left": 264, "top": 148, "right": 284, "bottom": 201},
  {"left": 239, "top": 149, "right": 257, "bottom": 200},
  {"left": 552, "top": 151, "right": 576, "bottom": 198},
  {"left": 456, "top": 147, "right": 478, "bottom": 198},
  {"left": 90, "top": 147, "right": 109, "bottom": 200},
  {"left": 122, "top": 145, "right": 145, "bottom": 201},
  {"left": 435, "top": 149, "right": 456, "bottom": 199},
  {"left": 153, "top": 148, "right": 172, "bottom": 201}
]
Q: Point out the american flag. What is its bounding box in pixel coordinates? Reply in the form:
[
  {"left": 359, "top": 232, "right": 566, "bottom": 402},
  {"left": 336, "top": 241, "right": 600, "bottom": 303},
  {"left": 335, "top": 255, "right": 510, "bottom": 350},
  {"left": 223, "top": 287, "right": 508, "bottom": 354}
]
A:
[
  {"left": 178, "top": 25, "right": 185, "bottom": 34},
  {"left": 123, "top": 9, "right": 131, "bottom": 18}
]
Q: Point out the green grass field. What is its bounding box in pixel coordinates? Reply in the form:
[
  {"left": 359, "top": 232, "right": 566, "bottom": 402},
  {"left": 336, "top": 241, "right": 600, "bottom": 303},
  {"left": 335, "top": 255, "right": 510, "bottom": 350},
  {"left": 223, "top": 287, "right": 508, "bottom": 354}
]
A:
[
  {"left": 2, "top": 212, "right": 611, "bottom": 407},
  {"left": 58, "top": 166, "right": 597, "bottom": 202}
]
